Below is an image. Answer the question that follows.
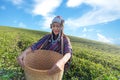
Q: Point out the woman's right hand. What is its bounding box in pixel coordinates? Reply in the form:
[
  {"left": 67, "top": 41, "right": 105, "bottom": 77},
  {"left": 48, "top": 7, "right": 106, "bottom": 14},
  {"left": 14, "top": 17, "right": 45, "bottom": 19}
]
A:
[{"left": 17, "top": 52, "right": 26, "bottom": 68}]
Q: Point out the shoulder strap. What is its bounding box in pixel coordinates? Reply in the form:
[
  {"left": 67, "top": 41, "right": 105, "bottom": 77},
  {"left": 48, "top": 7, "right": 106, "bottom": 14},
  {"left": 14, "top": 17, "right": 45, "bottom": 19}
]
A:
[
  {"left": 61, "top": 35, "right": 64, "bottom": 55},
  {"left": 39, "top": 34, "right": 51, "bottom": 49}
]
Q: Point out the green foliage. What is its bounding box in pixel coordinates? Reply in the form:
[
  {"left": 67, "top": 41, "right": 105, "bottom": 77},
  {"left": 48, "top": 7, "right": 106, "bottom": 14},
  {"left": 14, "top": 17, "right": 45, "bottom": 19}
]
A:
[{"left": 0, "top": 26, "right": 120, "bottom": 80}]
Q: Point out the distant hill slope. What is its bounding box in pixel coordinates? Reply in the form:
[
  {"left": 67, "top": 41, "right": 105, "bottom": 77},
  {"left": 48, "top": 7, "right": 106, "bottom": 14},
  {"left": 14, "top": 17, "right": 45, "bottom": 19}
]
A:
[
  {"left": 0, "top": 26, "right": 120, "bottom": 80},
  {"left": 70, "top": 35, "right": 120, "bottom": 55}
]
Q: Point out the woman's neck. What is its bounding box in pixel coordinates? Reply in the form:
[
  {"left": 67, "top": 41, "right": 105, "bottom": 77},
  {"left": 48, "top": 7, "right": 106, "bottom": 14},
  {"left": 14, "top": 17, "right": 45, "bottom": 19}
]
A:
[{"left": 53, "top": 34, "right": 59, "bottom": 40}]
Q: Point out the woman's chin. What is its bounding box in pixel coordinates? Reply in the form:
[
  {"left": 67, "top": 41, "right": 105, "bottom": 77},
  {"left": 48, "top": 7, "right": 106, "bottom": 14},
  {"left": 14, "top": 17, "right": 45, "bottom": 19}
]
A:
[{"left": 54, "top": 33, "right": 59, "bottom": 35}]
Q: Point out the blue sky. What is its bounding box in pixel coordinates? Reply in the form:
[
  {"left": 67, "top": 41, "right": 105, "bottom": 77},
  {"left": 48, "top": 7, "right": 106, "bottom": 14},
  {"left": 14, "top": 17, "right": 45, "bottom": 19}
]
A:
[{"left": 0, "top": 0, "right": 120, "bottom": 45}]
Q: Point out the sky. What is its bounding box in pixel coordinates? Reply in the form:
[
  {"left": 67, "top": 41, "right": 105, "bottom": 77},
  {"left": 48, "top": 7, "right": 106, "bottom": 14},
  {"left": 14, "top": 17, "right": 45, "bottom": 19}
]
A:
[{"left": 0, "top": 0, "right": 120, "bottom": 45}]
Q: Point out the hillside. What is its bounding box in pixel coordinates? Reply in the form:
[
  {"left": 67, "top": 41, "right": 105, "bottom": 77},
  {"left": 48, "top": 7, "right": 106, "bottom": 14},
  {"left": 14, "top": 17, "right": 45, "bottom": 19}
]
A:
[{"left": 0, "top": 26, "right": 120, "bottom": 80}]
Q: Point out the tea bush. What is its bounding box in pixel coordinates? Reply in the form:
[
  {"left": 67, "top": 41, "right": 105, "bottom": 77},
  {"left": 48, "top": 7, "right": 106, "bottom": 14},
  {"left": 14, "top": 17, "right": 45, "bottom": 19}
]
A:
[{"left": 0, "top": 26, "right": 120, "bottom": 80}]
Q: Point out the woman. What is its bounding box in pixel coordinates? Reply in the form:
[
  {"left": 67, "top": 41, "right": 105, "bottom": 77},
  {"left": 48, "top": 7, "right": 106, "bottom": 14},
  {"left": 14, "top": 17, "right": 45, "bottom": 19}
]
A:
[{"left": 17, "top": 16, "right": 72, "bottom": 75}]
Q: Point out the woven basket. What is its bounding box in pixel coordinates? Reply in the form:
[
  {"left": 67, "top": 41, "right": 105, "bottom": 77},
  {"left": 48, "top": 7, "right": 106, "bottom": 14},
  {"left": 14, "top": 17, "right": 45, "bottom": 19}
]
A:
[{"left": 24, "top": 50, "right": 64, "bottom": 80}]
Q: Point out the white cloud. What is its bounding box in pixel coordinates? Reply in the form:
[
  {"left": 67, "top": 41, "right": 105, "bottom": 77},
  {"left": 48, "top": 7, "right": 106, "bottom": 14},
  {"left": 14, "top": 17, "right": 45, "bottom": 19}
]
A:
[
  {"left": 80, "top": 34, "right": 87, "bottom": 38},
  {"left": 66, "top": 0, "right": 120, "bottom": 29},
  {"left": 37, "top": 15, "right": 54, "bottom": 29},
  {"left": 10, "top": 0, "right": 23, "bottom": 5},
  {"left": 18, "top": 22, "right": 27, "bottom": 28},
  {"left": 83, "top": 28, "right": 87, "bottom": 32},
  {"left": 31, "top": 0, "right": 63, "bottom": 30},
  {"left": 66, "top": 0, "right": 83, "bottom": 7},
  {"left": 82, "top": 27, "right": 94, "bottom": 32},
  {"left": 97, "top": 33, "right": 112, "bottom": 43},
  {"left": 32, "top": 0, "right": 62, "bottom": 16}
]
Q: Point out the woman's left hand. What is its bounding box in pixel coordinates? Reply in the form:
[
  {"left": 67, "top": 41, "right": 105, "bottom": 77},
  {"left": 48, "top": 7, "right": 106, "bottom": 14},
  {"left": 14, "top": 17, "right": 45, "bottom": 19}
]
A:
[{"left": 47, "top": 59, "right": 65, "bottom": 75}]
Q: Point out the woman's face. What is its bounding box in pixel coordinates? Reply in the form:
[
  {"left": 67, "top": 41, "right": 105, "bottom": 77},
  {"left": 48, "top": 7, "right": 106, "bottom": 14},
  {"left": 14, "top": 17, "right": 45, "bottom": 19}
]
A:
[{"left": 51, "top": 22, "right": 62, "bottom": 35}]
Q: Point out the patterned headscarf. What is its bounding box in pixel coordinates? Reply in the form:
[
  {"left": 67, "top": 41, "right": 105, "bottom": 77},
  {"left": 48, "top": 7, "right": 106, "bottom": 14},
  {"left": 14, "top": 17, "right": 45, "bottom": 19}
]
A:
[{"left": 52, "top": 16, "right": 64, "bottom": 27}]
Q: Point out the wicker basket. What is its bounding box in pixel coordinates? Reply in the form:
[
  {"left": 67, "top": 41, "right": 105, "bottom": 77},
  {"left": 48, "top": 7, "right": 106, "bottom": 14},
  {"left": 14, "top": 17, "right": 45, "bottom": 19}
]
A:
[{"left": 24, "top": 50, "right": 64, "bottom": 80}]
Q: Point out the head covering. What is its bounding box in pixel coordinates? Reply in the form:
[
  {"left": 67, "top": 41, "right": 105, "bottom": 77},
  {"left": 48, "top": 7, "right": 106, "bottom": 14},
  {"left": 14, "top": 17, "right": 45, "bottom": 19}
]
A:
[
  {"left": 52, "top": 16, "right": 64, "bottom": 24},
  {"left": 51, "top": 16, "right": 64, "bottom": 37}
]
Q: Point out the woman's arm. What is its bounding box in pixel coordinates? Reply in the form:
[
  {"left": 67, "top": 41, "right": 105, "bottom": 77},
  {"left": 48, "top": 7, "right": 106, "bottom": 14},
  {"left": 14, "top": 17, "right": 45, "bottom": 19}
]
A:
[
  {"left": 48, "top": 52, "right": 71, "bottom": 75},
  {"left": 59, "top": 52, "right": 71, "bottom": 65}
]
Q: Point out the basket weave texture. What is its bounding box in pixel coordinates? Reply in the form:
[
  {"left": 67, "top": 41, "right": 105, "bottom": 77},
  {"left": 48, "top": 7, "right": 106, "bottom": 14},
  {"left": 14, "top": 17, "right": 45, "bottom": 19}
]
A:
[{"left": 24, "top": 50, "right": 64, "bottom": 80}]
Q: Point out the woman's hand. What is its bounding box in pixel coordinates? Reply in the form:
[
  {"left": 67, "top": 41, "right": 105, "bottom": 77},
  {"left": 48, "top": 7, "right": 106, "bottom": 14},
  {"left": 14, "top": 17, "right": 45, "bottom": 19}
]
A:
[
  {"left": 47, "top": 59, "right": 65, "bottom": 75},
  {"left": 17, "top": 47, "right": 32, "bottom": 68},
  {"left": 17, "top": 52, "right": 26, "bottom": 68}
]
